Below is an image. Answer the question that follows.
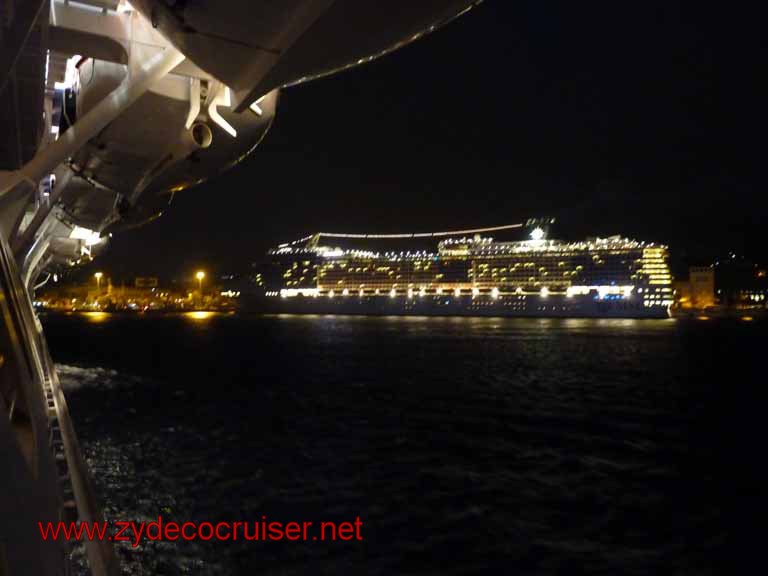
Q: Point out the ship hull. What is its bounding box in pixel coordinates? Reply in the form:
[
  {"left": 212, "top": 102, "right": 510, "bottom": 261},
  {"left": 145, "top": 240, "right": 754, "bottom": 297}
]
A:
[{"left": 247, "top": 294, "right": 670, "bottom": 319}]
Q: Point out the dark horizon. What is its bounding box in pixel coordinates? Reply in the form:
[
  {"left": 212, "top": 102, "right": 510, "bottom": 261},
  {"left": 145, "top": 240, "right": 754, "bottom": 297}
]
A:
[{"left": 92, "top": 1, "right": 765, "bottom": 280}]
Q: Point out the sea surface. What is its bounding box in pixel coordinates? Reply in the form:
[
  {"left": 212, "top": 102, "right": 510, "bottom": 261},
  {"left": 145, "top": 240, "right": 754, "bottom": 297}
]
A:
[{"left": 40, "top": 312, "right": 766, "bottom": 575}]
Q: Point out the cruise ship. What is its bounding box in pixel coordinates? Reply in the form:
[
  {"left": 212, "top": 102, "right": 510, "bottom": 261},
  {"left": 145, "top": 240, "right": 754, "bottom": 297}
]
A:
[{"left": 257, "top": 220, "right": 674, "bottom": 318}]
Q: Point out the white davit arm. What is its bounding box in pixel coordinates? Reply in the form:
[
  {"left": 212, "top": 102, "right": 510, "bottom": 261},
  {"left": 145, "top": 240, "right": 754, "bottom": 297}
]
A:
[{"left": 0, "top": 46, "right": 185, "bottom": 198}]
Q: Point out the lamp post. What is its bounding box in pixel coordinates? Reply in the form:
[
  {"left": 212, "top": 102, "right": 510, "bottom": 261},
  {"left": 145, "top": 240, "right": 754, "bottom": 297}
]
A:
[
  {"left": 196, "top": 271, "right": 205, "bottom": 293},
  {"left": 94, "top": 272, "right": 103, "bottom": 291}
]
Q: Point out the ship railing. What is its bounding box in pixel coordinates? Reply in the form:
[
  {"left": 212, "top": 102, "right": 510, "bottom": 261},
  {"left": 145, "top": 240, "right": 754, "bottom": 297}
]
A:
[{"left": 38, "top": 335, "right": 122, "bottom": 576}]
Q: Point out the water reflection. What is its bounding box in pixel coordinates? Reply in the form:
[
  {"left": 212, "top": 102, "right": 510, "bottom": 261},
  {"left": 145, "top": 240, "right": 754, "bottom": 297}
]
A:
[
  {"left": 184, "top": 311, "right": 217, "bottom": 321},
  {"left": 43, "top": 312, "right": 764, "bottom": 576},
  {"left": 82, "top": 311, "right": 110, "bottom": 324}
]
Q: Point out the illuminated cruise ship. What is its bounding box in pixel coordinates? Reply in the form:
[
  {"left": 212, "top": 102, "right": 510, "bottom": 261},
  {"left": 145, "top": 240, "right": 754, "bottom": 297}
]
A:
[{"left": 257, "top": 219, "right": 674, "bottom": 318}]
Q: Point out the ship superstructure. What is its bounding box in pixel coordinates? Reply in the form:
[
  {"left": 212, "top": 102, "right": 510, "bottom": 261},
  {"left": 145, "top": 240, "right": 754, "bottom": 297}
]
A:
[{"left": 260, "top": 220, "right": 673, "bottom": 318}]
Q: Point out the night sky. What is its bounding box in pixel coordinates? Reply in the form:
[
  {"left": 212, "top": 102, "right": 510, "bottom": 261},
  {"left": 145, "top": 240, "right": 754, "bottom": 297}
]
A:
[{"left": 97, "top": 1, "right": 766, "bottom": 280}]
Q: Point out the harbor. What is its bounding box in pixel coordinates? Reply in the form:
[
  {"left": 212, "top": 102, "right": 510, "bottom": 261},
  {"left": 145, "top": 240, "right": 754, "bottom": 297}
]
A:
[{"left": 1, "top": 0, "right": 764, "bottom": 574}]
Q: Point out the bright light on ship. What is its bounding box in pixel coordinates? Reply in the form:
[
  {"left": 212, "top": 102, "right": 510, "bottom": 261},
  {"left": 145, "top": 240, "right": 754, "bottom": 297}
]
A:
[
  {"left": 530, "top": 227, "right": 545, "bottom": 241},
  {"left": 491, "top": 287, "right": 499, "bottom": 299},
  {"left": 540, "top": 286, "right": 550, "bottom": 298},
  {"left": 69, "top": 226, "right": 103, "bottom": 247},
  {"left": 318, "top": 248, "right": 344, "bottom": 258},
  {"left": 54, "top": 54, "right": 82, "bottom": 91},
  {"left": 280, "top": 288, "right": 319, "bottom": 298}
]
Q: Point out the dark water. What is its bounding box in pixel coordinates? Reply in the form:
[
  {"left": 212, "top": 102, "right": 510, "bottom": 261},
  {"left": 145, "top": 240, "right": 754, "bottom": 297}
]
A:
[{"left": 41, "top": 312, "right": 766, "bottom": 575}]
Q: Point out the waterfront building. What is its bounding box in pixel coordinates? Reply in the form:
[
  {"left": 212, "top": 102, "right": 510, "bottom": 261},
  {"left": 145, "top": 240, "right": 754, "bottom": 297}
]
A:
[
  {"left": 713, "top": 255, "right": 768, "bottom": 307},
  {"left": 674, "top": 266, "right": 716, "bottom": 309}
]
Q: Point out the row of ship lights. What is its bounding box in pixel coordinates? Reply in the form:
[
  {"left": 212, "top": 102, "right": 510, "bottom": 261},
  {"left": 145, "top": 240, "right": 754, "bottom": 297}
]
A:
[
  {"left": 279, "top": 229, "right": 661, "bottom": 250},
  {"left": 274, "top": 240, "right": 665, "bottom": 260},
  {"left": 267, "top": 285, "right": 672, "bottom": 307}
]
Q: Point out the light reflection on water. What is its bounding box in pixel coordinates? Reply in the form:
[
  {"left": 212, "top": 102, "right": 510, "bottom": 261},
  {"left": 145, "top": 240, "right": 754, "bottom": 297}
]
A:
[
  {"left": 82, "top": 311, "right": 110, "bottom": 323},
  {"left": 184, "top": 310, "right": 218, "bottom": 321},
  {"left": 77, "top": 310, "right": 225, "bottom": 323},
  {"left": 43, "top": 313, "right": 764, "bottom": 575}
]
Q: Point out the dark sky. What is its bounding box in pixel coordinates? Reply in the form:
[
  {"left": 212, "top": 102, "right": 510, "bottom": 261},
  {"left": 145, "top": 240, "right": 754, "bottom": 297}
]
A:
[{"left": 97, "top": 0, "right": 766, "bottom": 280}]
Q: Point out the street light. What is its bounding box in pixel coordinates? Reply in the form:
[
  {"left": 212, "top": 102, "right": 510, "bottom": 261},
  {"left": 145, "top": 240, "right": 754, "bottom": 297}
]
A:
[
  {"left": 94, "top": 272, "right": 103, "bottom": 290},
  {"left": 196, "top": 271, "right": 205, "bottom": 293}
]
